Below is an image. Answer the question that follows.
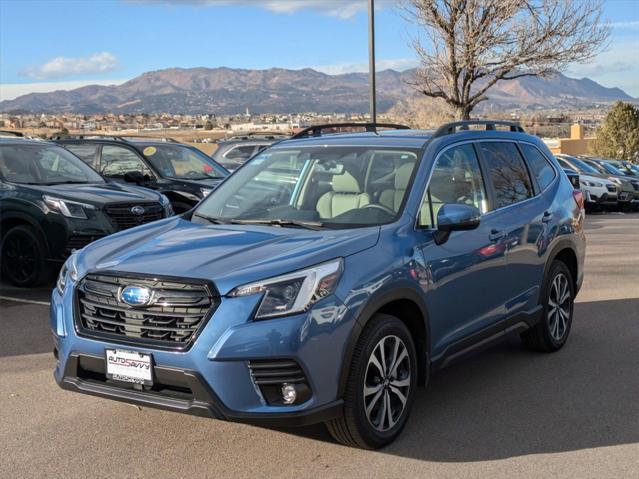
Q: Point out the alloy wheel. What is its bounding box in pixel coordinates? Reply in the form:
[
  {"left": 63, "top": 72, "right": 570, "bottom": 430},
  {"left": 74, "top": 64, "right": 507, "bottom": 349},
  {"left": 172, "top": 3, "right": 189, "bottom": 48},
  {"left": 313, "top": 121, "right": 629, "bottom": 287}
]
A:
[
  {"left": 363, "top": 335, "right": 411, "bottom": 432},
  {"left": 3, "top": 233, "right": 37, "bottom": 283},
  {"left": 548, "top": 272, "right": 571, "bottom": 341}
]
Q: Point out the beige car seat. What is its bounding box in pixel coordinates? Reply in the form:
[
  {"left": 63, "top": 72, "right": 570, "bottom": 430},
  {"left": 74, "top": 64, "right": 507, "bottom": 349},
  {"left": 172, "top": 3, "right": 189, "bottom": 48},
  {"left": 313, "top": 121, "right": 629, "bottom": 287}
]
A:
[
  {"left": 379, "top": 163, "right": 414, "bottom": 212},
  {"left": 316, "top": 171, "right": 370, "bottom": 219}
]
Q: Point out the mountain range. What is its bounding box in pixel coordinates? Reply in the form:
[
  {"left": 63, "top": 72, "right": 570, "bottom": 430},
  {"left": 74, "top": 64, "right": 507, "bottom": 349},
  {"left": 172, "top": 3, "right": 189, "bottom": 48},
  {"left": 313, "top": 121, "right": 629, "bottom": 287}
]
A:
[{"left": 0, "top": 67, "right": 633, "bottom": 115}]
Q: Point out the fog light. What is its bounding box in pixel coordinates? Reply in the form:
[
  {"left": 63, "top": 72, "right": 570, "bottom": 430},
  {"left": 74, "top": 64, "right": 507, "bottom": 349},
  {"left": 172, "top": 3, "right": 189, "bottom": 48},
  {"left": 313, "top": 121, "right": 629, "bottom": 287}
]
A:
[{"left": 281, "top": 384, "right": 297, "bottom": 405}]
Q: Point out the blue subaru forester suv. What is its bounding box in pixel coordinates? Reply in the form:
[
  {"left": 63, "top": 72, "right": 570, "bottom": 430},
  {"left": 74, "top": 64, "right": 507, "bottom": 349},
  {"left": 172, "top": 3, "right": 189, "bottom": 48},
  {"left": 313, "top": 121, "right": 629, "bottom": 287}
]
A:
[{"left": 52, "top": 121, "right": 586, "bottom": 449}]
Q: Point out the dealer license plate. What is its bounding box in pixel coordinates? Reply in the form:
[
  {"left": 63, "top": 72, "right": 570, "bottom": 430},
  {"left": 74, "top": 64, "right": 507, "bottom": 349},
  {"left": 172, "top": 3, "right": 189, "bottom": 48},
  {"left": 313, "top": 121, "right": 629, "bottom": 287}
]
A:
[{"left": 105, "top": 349, "right": 153, "bottom": 385}]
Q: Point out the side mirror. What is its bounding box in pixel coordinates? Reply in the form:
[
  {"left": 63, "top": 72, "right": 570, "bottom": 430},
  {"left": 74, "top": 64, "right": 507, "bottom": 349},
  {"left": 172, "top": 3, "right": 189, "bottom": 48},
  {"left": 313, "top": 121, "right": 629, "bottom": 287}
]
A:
[
  {"left": 434, "top": 203, "right": 481, "bottom": 245},
  {"left": 123, "top": 171, "right": 145, "bottom": 184}
]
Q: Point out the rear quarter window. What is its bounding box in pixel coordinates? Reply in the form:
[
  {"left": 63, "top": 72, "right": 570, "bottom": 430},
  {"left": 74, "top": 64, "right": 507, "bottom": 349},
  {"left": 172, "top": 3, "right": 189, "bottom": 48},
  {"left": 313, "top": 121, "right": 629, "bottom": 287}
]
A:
[{"left": 520, "top": 143, "right": 556, "bottom": 191}]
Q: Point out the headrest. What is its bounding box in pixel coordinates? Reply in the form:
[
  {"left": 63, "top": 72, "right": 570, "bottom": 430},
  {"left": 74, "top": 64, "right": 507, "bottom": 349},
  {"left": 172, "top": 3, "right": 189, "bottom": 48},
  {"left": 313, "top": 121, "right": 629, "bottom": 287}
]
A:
[
  {"left": 395, "top": 163, "right": 414, "bottom": 190},
  {"left": 332, "top": 171, "right": 361, "bottom": 194}
]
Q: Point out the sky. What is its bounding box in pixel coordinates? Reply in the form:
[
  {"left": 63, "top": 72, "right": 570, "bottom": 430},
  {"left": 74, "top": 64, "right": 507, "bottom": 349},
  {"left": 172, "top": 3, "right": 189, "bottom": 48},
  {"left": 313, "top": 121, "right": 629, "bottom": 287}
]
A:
[{"left": 0, "top": 0, "right": 638, "bottom": 101}]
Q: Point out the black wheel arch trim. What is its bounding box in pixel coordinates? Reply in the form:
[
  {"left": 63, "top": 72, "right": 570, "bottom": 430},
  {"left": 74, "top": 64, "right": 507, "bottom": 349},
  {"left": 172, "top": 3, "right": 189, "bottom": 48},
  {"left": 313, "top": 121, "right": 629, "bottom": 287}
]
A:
[
  {"left": 337, "top": 284, "right": 431, "bottom": 397},
  {"left": 0, "top": 210, "right": 51, "bottom": 256},
  {"left": 542, "top": 237, "right": 580, "bottom": 299}
]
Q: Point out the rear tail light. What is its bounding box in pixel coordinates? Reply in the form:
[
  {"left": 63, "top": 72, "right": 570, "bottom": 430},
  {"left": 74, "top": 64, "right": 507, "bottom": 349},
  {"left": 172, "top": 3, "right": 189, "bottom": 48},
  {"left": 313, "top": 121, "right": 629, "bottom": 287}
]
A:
[{"left": 573, "top": 190, "right": 585, "bottom": 211}]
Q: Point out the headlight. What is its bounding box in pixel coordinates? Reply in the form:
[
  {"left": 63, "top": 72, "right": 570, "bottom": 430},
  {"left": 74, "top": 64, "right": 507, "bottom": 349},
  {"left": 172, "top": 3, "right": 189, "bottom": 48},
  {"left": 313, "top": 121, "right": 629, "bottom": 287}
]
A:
[
  {"left": 229, "top": 258, "right": 343, "bottom": 319},
  {"left": 43, "top": 195, "right": 93, "bottom": 219},
  {"left": 582, "top": 180, "right": 603, "bottom": 187},
  {"left": 159, "top": 194, "right": 174, "bottom": 216},
  {"left": 56, "top": 252, "right": 79, "bottom": 295},
  {"left": 200, "top": 187, "right": 213, "bottom": 198},
  {"left": 609, "top": 177, "right": 622, "bottom": 185}
]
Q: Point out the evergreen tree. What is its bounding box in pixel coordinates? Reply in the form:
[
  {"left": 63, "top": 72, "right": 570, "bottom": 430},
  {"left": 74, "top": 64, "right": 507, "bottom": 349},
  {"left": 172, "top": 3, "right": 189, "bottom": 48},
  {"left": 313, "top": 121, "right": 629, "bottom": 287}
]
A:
[{"left": 592, "top": 102, "right": 639, "bottom": 162}]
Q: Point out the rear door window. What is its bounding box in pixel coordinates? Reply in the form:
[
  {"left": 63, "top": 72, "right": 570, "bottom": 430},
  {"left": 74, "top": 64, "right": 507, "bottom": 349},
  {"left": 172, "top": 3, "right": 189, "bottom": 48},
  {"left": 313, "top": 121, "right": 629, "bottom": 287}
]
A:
[
  {"left": 224, "top": 145, "right": 256, "bottom": 162},
  {"left": 520, "top": 144, "right": 556, "bottom": 191},
  {"left": 63, "top": 144, "right": 99, "bottom": 169},
  {"left": 480, "top": 142, "right": 533, "bottom": 209},
  {"left": 100, "top": 145, "right": 153, "bottom": 178}
]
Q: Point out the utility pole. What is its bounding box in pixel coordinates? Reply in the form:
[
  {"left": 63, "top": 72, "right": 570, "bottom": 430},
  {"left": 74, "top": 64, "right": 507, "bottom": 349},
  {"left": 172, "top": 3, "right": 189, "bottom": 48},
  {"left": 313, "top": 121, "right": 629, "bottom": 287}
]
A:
[{"left": 368, "top": 0, "right": 376, "bottom": 125}]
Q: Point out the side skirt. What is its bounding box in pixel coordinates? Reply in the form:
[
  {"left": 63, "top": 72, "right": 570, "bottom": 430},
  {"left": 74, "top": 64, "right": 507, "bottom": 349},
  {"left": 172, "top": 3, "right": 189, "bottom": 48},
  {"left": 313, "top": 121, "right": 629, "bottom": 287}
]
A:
[{"left": 430, "top": 305, "right": 543, "bottom": 372}]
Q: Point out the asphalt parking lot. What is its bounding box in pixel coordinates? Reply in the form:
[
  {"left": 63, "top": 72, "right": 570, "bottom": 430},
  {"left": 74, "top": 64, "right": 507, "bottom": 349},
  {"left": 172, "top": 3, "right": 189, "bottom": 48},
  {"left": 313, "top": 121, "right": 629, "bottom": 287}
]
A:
[{"left": 1, "top": 213, "right": 637, "bottom": 479}]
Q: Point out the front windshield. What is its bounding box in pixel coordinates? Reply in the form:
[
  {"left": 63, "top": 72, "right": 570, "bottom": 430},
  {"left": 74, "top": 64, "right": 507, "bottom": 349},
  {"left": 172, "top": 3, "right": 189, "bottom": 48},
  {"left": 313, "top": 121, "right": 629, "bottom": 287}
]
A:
[
  {"left": 0, "top": 144, "right": 105, "bottom": 185},
  {"left": 193, "top": 146, "right": 420, "bottom": 228},
  {"left": 141, "top": 144, "right": 228, "bottom": 180},
  {"left": 600, "top": 162, "right": 626, "bottom": 176}
]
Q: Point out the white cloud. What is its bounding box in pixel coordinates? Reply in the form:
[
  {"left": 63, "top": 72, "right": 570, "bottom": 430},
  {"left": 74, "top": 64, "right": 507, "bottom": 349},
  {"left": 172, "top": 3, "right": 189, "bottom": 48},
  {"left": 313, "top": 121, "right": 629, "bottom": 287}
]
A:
[
  {"left": 311, "top": 58, "right": 418, "bottom": 74},
  {"left": 133, "top": 0, "right": 396, "bottom": 19},
  {"left": 21, "top": 52, "right": 118, "bottom": 80},
  {"left": 610, "top": 20, "right": 639, "bottom": 29},
  {"left": 0, "top": 79, "right": 127, "bottom": 102},
  {"left": 567, "top": 40, "right": 639, "bottom": 97}
]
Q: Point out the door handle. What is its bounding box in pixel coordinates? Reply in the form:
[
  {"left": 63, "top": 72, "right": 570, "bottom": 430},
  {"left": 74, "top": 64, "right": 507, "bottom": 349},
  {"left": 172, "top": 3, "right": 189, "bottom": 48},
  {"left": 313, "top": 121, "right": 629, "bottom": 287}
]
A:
[
  {"left": 489, "top": 229, "right": 504, "bottom": 241},
  {"left": 542, "top": 211, "right": 553, "bottom": 223}
]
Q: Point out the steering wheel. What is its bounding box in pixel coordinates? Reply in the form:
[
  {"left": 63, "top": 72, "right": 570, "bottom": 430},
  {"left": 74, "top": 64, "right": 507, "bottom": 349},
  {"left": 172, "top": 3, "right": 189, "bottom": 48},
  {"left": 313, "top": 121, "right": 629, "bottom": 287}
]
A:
[{"left": 362, "top": 203, "right": 396, "bottom": 216}]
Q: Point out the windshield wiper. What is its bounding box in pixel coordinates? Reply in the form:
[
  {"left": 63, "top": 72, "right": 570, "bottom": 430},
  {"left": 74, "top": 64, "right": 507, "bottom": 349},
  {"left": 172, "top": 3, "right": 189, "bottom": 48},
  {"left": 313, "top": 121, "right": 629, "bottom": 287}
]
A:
[
  {"left": 193, "top": 213, "right": 230, "bottom": 225},
  {"left": 229, "top": 219, "right": 324, "bottom": 230},
  {"left": 46, "top": 180, "right": 91, "bottom": 185}
]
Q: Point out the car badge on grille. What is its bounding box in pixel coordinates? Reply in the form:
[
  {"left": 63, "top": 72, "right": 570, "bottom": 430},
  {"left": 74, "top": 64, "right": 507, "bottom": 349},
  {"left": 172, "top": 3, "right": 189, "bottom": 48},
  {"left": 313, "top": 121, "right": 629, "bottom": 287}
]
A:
[
  {"left": 121, "top": 285, "right": 153, "bottom": 307},
  {"left": 130, "top": 205, "right": 146, "bottom": 215}
]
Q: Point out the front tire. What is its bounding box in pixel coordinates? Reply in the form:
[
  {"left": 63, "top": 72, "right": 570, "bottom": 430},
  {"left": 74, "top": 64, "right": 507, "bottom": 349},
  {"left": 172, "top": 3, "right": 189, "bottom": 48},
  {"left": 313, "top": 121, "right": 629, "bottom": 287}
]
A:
[
  {"left": 521, "top": 260, "right": 575, "bottom": 352},
  {"left": 326, "top": 313, "right": 417, "bottom": 449},
  {"left": 0, "top": 225, "right": 49, "bottom": 287}
]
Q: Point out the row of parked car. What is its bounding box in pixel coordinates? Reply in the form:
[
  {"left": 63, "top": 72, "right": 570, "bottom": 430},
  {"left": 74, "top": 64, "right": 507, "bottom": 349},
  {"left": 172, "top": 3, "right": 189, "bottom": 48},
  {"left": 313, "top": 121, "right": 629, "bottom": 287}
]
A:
[
  {"left": 0, "top": 133, "right": 232, "bottom": 286},
  {"left": 557, "top": 153, "right": 639, "bottom": 212},
  {"left": 0, "top": 126, "right": 635, "bottom": 288}
]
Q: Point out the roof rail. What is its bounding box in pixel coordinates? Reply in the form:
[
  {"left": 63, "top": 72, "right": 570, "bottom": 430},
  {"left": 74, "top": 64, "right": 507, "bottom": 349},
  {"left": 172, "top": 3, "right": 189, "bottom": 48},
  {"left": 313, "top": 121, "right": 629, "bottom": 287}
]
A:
[
  {"left": 432, "top": 120, "right": 525, "bottom": 138},
  {"left": 0, "top": 130, "right": 25, "bottom": 137},
  {"left": 120, "top": 136, "right": 179, "bottom": 143},
  {"left": 51, "top": 134, "right": 129, "bottom": 142},
  {"left": 290, "top": 122, "right": 410, "bottom": 140},
  {"left": 226, "top": 132, "right": 289, "bottom": 141}
]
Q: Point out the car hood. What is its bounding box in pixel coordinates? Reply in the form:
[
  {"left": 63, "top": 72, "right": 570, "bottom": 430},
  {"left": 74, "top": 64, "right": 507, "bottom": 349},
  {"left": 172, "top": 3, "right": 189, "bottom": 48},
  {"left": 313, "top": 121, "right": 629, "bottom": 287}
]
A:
[
  {"left": 79, "top": 216, "right": 380, "bottom": 295},
  {"left": 21, "top": 182, "right": 162, "bottom": 205}
]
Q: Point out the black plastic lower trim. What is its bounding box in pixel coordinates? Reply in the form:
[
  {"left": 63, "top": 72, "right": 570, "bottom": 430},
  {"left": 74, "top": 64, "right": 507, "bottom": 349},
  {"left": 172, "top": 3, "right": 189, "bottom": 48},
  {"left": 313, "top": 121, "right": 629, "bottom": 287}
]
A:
[
  {"left": 430, "top": 305, "right": 543, "bottom": 371},
  {"left": 57, "top": 353, "right": 342, "bottom": 427}
]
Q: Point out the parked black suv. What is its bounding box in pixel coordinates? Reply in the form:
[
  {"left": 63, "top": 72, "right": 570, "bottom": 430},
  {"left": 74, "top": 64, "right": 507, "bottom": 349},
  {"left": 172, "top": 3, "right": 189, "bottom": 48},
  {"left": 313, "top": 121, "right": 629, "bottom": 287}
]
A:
[
  {"left": 211, "top": 133, "right": 288, "bottom": 171},
  {"left": 0, "top": 138, "right": 173, "bottom": 286},
  {"left": 55, "top": 136, "right": 229, "bottom": 213}
]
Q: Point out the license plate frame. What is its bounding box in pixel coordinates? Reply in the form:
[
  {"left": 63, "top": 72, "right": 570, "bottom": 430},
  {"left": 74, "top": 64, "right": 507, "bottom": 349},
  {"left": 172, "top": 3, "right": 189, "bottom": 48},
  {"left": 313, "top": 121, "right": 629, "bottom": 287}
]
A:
[{"left": 105, "top": 349, "right": 153, "bottom": 386}]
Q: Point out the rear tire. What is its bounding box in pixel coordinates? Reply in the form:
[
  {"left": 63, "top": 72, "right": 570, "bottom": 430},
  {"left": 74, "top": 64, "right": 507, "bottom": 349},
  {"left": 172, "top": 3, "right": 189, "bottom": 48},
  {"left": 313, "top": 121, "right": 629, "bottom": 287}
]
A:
[
  {"left": 326, "top": 313, "right": 417, "bottom": 449},
  {"left": 521, "top": 260, "right": 574, "bottom": 352},
  {"left": 0, "top": 225, "right": 49, "bottom": 287}
]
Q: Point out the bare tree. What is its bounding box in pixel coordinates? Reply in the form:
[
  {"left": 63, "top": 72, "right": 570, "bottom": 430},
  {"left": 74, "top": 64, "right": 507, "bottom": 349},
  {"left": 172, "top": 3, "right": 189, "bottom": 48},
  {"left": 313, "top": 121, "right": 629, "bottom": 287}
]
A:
[{"left": 404, "top": 0, "right": 610, "bottom": 120}]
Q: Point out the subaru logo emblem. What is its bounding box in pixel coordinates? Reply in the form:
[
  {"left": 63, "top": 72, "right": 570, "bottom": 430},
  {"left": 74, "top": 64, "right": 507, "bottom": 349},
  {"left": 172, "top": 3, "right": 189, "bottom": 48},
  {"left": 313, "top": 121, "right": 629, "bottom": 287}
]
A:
[
  {"left": 121, "top": 285, "right": 153, "bottom": 307},
  {"left": 130, "top": 205, "right": 145, "bottom": 216}
]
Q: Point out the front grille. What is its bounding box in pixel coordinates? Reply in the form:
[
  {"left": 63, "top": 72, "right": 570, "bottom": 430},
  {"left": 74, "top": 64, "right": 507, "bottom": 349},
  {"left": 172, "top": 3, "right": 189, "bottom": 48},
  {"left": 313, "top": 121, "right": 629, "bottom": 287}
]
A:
[
  {"left": 65, "top": 235, "right": 105, "bottom": 256},
  {"left": 105, "top": 202, "right": 164, "bottom": 231},
  {"left": 75, "top": 272, "right": 218, "bottom": 350},
  {"left": 248, "top": 359, "right": 306, "bottom": 385},
  {"left": 606, "top": 184, "right": 617, "bottom": 193}
]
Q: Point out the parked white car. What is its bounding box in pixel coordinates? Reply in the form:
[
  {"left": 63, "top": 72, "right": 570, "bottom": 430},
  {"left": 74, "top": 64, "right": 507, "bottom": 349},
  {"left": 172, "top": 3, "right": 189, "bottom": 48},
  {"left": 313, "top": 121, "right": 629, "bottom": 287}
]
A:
[{"left": 556, "top": 155, "right": 618, "bottom": 210}]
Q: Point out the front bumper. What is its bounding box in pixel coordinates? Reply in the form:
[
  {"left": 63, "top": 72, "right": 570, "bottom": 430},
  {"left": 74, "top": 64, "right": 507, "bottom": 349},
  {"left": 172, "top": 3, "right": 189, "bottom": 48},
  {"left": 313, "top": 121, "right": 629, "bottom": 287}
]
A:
[
  {"left": 51, "top": 284, "right": 352, "bottom": 426},
  {"left": 56, "top": 353, "right": 342, "bottom": 426}
]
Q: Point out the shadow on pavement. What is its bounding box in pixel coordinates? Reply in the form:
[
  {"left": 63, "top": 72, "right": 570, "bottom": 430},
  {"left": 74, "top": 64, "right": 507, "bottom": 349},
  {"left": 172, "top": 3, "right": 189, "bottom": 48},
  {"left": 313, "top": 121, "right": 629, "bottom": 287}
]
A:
[{"left": 280, "top": 298, "right": 639, "bottom": 461}]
